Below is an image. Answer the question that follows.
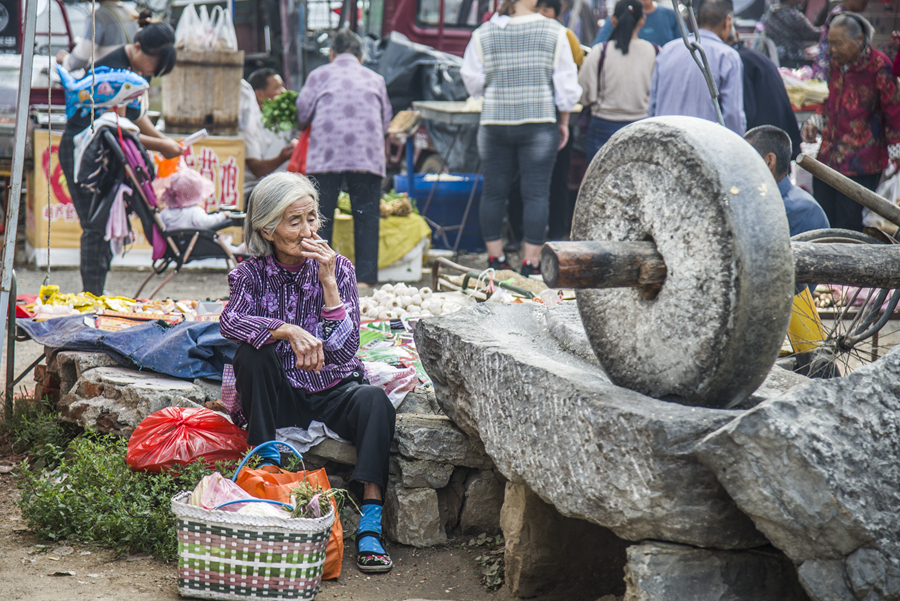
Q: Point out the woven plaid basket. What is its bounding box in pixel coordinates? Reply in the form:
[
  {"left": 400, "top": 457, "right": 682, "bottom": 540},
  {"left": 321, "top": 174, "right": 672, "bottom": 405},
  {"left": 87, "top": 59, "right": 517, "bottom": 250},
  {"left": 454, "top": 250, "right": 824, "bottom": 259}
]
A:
[{"left": 171, "top": 488, "right": 335, "bottom": 600}]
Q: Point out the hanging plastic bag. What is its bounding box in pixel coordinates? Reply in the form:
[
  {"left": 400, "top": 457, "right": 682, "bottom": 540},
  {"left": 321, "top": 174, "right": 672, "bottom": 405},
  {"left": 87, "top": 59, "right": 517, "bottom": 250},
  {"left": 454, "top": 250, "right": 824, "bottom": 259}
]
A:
[
  {"left": 210, "top": 5, "right": 239, "bottom": 52},
  {"left": 126, "top": 407, "right": 251, "bottom": 472},
  {"left": 287, "top": 128, "right": 310, "bottom": 174},
  {"left": 864, "top": 166, "right": 900, "bottom": 235},
  {"left": 174, "top": 4, "right": 205, "bottom": 51}
]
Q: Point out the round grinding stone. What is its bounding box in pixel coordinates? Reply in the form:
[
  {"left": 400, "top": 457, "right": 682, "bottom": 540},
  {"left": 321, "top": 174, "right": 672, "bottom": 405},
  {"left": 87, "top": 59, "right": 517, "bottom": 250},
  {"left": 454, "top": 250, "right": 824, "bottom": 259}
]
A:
[{"left": 572, "top": 117, "right": 794, "bottom": 408}]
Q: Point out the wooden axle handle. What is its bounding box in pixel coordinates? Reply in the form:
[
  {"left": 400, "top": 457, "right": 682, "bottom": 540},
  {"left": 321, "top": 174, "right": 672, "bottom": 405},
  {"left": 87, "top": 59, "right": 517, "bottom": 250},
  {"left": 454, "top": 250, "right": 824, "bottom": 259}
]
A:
[
  {"left": 540, "top": 241, "right": 667, "bottom": 290},
  {"left": 542, "top": 240, "right": 900, "bottom": 290},
  {"left": 796, "top": 154, "right": 900, "bottom": 229}
]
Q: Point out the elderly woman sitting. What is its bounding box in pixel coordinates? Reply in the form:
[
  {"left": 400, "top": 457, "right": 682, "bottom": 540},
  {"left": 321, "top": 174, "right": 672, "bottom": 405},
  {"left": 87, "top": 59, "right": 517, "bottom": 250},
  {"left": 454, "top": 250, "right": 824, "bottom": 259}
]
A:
[{"left": 219, "top": 172, "right": 395, "bottom": 574}]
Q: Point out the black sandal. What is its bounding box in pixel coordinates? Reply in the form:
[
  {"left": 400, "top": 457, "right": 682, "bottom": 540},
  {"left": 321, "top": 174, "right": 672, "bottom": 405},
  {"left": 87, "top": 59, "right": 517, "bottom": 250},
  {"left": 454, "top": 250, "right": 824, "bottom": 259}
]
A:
[{"left": 356, "top": 530, "right": 393, "bottom": 574}]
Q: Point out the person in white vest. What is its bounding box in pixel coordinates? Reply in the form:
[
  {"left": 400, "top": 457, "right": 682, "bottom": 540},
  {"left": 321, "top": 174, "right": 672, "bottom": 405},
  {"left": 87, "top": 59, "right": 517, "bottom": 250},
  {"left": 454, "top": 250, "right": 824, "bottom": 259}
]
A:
[
  {"left": 239, "top": 69, "right": 297, "bottom": 202},
  {"left": 461, "top": 0, "right": 582, "bottom": 276}
]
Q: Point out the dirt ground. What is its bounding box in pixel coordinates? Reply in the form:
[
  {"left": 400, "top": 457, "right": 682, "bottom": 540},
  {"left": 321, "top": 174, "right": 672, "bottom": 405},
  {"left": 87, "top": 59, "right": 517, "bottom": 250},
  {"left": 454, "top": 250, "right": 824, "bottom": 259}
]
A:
[{"left": 0, "top": 469, "right": 500, "bottom": 601}]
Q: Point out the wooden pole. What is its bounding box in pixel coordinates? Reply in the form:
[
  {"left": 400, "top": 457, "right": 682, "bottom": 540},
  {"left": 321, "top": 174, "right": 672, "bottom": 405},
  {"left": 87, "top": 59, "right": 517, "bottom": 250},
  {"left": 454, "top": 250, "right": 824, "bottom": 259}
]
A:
[
  {"left": 791, "top": 241, "right": 900, "bottom": 288},
  {"left": 541, "top": 241, "right": 667, "bottom": 289},
  {"left": 542, "top": 240, "right": 900, "bottom": 290},
  {"left": 796, "top": 154, "right": 900, "bottom": 229}
]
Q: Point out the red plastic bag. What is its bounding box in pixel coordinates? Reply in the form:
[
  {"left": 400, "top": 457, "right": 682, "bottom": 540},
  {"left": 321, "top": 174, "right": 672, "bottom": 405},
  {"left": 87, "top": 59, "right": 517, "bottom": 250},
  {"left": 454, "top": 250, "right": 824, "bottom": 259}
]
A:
[
  {"left": 287, "top": 127, "right": 310, "bottom": 174},
  {"left": 126, "top": 407, "right": 250, "bottom": 472}
]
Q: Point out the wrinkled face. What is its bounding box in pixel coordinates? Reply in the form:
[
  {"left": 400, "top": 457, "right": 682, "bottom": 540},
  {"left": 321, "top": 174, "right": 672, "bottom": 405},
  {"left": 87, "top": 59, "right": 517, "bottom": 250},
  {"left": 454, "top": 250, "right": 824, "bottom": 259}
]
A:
[
  {"left": 828, "top": 25, "right": 864, "bottom": 65},
  {"left": 130, "top": 43, "right": 160, "bottom": 79},
  {"left": 256, "top": 75, "right": 286, "bottom": 105},
  {"left": 262, "top": 196, "right": 320, "bottom": 263}
]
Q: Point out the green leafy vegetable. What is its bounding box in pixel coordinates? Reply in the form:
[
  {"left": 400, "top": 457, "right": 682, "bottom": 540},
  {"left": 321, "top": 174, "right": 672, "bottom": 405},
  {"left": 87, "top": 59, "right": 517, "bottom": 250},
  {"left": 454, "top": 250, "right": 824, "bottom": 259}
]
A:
[{"left": 260, "top": 90, "right": 300, "bottom": 134}]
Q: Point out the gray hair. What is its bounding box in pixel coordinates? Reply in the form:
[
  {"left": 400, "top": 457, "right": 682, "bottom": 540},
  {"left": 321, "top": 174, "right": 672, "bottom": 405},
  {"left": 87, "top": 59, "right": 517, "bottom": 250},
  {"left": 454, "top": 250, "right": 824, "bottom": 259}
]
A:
[
  {"left": 331, "top": 29, "right": 363, "bottom": 59},
  {"left": 244, "top": 172, "right": 321, "bottom": 257},
  {"left": 829, "top": 13, "right": 873, "bottom": 44}
]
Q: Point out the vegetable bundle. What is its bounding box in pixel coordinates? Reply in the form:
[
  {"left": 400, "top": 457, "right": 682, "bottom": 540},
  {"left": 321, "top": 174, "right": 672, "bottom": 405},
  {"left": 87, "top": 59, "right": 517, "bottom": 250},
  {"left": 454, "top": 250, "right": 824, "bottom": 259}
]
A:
[{"left": 261, "top": 90, "right": 300, "bottom": 133}]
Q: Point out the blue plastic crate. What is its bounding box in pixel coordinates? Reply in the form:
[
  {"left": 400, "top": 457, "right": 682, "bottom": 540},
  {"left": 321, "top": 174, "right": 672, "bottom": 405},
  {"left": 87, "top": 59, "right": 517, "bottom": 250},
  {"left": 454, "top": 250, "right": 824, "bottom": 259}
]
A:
[{"left": 394, "top": 173, "right": 485, "bottom": 253}]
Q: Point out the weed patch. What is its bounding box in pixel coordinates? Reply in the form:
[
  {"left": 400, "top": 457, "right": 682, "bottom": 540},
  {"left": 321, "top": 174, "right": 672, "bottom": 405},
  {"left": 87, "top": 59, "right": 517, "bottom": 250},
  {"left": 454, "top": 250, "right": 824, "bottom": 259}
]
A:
[
  {"left": 0, "top": 395, "right": 80, "bottom": 471},
  {"left": 17, "top": 434, "right": 228, "bottom": 561},
  {"left": 464, "top": 533, "right": 505, "bottom": 590}
]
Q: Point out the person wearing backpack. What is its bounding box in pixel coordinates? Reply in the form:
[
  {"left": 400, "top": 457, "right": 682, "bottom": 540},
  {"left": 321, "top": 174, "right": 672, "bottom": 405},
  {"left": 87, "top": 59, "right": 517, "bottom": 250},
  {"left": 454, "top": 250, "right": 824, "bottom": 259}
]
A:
[{"left": 578, "top": 0, "right": 657, "bottom": 163}]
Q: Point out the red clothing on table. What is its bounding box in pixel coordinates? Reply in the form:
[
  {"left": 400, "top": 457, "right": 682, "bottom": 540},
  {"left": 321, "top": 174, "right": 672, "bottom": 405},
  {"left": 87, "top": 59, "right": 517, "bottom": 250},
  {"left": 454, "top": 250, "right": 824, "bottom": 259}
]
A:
[{"left": 814, "top": 46, "right": 900, "bottom": 176}]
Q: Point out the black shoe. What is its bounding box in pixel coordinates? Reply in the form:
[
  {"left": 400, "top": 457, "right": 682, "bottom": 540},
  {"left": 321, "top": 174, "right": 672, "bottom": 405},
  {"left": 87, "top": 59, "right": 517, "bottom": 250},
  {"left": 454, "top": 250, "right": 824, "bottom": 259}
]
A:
[
  {"left": 520, "top": 261, "right": 541, "bottom": 277},
  {"left": 488, "top": 255, "right": 513, "bottom": 271}
]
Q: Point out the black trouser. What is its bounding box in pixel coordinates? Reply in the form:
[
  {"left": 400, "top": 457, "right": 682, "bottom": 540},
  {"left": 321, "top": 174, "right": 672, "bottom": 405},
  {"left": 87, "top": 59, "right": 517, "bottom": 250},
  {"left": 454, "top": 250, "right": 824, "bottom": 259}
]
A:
[
  {"left": 59, "top": 129, "right": 113, "bottom": 295},
  {"left": 813, "top": 173, "right": 880, "bottom": 232},
  {"left": 309, "top": 172, "right": 381, "bottom": 285},
  {"left": 547, "top": 136, "right": 573, "bottom": 240},
  {"left": 233, "top": 343, "right": 395, "bottom": 489},
  {"left": 506, "top": 136, "right": 573, "bottom": 244}
]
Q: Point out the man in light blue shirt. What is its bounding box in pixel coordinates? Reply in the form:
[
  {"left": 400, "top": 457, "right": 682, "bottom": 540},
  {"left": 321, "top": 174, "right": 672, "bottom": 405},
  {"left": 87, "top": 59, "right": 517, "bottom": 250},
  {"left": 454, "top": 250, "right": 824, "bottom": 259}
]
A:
[
  {"left": 648, "top": 0, "right": 746, "bottom": 135},
  {"left": 744, "top": 125, "right": 829, "bottom": 237},
  {"left": 593, "top": 0, "right": 680, "bottom": 47}
]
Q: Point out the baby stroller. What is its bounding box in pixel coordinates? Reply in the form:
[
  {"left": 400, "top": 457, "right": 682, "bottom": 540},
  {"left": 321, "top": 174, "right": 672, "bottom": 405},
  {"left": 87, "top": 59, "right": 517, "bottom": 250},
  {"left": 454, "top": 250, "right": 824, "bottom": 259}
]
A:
[{"left": 80, "top": 124, "right": 245, "bottom": 299}]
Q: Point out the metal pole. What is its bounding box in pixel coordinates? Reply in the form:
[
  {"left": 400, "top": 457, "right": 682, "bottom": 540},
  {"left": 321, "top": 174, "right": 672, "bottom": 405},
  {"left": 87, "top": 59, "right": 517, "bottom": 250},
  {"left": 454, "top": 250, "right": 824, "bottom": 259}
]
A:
[
  {"left": 280, "top": 0, "right": 293, "bottom": 90},
  {"left": 1, "top": 0, "right": 37, "bottom": 415}
]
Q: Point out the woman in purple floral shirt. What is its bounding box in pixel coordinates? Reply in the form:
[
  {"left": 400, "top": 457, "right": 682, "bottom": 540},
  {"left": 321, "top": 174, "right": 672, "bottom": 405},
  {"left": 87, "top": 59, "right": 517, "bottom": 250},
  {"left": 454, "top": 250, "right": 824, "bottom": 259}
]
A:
[
  {"left": 219, "top": 172, "right": 395, "bottom": 574},
  {"left": 295, "top": 29, "right": 392, "bottom": 287}
]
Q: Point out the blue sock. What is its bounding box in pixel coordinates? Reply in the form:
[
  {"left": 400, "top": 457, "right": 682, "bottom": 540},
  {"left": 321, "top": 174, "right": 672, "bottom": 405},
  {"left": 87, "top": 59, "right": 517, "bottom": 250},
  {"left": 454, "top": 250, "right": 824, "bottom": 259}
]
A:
[
  {"left": 255, "top": 445, "right": 281, "bottom": 466},
  {"left": 358, "top": 501, "right": 385, "bottom": 554}
]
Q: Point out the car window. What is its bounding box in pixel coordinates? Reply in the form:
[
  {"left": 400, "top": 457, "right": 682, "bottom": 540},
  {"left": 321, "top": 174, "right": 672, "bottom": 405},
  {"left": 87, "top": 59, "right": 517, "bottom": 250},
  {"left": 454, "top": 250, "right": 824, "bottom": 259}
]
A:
[{"left": 417, "top": 0, "right": 490, "bottom": 28}]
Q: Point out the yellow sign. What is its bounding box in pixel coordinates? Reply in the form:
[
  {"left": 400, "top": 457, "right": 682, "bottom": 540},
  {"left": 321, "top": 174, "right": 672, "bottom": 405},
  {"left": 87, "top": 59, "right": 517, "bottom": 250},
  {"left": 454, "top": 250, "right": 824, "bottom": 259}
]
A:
[{"left": 27, "top": 130, "right": 245, "bottom": 252}]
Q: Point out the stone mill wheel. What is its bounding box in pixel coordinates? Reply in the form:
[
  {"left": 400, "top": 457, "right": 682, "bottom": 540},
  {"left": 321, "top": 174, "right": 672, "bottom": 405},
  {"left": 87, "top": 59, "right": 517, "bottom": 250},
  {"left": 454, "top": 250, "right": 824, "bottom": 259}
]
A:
[{"left": 571, "top": 117, "right": 795, "bottom": 408}]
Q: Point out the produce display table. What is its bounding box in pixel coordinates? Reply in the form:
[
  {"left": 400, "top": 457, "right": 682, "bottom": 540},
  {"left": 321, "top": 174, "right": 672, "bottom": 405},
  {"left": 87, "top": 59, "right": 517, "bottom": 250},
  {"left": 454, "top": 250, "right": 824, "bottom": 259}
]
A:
[{"left": 409, "top": 101, "right": 482, "bottom": 255}]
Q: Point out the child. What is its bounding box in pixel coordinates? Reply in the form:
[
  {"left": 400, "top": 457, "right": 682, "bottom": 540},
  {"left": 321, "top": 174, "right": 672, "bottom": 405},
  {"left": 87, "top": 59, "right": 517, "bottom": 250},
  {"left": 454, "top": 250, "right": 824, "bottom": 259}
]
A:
[
  {"left": 159, "top": 168, "right": 229, "bottom": 229},
  {"left": 158, "top": 169, "right": 245, "bottom": 254}
]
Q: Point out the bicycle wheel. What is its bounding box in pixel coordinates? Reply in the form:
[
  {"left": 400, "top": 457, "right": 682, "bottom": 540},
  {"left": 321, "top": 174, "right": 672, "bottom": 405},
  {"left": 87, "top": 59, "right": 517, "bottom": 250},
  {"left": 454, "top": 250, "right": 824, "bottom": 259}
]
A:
[{"left": 784, "top": 228, "right": 900, "bottom": 378}]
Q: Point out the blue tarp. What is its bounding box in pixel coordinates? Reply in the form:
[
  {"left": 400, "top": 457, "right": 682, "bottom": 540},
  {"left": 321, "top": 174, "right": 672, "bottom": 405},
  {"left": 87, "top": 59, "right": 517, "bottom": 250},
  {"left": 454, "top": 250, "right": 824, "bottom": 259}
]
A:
[{"left": 17, "top": 316, "right": 237, "bottom": 381}]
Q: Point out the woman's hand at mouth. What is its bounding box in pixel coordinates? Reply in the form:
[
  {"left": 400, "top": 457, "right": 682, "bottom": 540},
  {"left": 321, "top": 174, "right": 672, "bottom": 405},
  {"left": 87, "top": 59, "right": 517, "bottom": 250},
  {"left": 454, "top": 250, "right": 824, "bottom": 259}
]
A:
[{"left": 301, "top": 235, "right": 337, "bottom": 285}]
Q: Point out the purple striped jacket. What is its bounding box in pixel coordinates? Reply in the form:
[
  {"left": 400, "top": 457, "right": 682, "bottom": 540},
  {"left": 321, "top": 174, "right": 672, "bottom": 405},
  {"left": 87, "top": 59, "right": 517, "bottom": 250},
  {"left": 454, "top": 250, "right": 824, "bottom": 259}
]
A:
[{"left": 219, "top": 254, "right": 363, "bottom": 393}]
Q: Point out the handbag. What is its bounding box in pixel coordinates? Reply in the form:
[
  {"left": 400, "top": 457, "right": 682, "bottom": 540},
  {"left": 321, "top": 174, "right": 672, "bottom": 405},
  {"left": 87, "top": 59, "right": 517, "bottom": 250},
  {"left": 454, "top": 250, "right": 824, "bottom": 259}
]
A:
[
  {"left": 234, "top": 441, "right": 345, "bottom": 581},
  {"left": 577, "top": 42, "right": 608, "bottom": 134}
]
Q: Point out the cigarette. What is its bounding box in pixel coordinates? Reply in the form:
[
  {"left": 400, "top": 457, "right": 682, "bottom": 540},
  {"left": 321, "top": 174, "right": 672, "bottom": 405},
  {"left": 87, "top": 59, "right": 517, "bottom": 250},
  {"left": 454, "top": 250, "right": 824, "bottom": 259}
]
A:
[{"left": 308, "top": 239, "right": 329, "bottom": 244}]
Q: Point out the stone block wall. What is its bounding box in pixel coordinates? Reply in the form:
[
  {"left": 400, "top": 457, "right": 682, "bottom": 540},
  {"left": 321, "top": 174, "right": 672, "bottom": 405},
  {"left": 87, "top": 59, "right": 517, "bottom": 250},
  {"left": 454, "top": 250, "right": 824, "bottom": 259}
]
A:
[{"left": 42, "top": 351, "right": 507, "bottom": 548}]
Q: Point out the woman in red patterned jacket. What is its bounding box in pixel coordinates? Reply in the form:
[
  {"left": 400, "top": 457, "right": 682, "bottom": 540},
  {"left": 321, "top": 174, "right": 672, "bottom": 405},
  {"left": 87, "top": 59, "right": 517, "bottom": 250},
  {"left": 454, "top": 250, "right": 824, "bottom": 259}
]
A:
[{"left": 802, "top": 13, "right": 900, "bottom": 232}]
